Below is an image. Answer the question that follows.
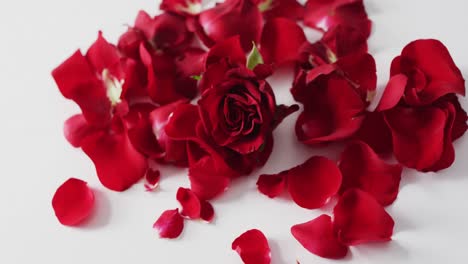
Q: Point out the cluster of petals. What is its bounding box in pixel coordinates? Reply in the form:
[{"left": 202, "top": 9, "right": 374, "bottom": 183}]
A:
[{"left": 51, "top": 0, "right": 467, "bottom": 263}]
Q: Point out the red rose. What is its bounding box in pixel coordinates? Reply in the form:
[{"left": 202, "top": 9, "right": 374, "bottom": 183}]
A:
[{"left": 190, "top": 0, "right": 263, "bottom": 51}]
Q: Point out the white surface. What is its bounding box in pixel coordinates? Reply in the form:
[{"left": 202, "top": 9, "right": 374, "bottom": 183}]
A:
[{"left": 0, "top": 0, "right": 467, "bottom": 263}]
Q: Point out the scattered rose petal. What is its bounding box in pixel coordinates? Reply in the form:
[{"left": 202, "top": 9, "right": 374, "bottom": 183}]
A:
[
  {"left": 154, "top": 209, "right": 185, "bottom": 239},
  {"left": 176, "top": 187, "right": 202, "bottom": 219},
  {"left": 287, "top": 156, "right": 342, "bottom": 209},
  {"left": 232, "top": 229, "right": 271, "bottom": 264},
  {"left": 63, "top": 114, "right": 97, "bottom": 148},
  {"left": 144, "top": 168, "right": 161, "bottom": 191},
  {"left": 256, "top": 173, "right": 286, "bottom": 198},
  {"left": 339, "top": 141, "right": 402, "bottom": 206},
  {"left": 200, "top": 200, "right": 215, "bottom": 222},
  {"left": 291, "top": 214, "right": 349, "bottom": 259},
  {"left": 333, "top": 189, "right": 394, "bottom": 245},
  {"left": 52, "top": 178, "right": 95, "bottom": 226}
]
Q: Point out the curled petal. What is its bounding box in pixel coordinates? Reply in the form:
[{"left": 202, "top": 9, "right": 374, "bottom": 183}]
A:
[
  {"left": 258, "top": 0, "right": 305, "bottom": 21},
  {"left": 287, "top": 156, "right": 342, "bottom": 209},
  {"left": 375, "top": 74, "right": 407, "bottom": 111},
  {"left": 81, "top": 119, "right": 148, "bottom": 191},
  {"left": 160, "top": 0, "right": 202, "bottom": 16},
  {"left": 63, "top": 114, "right": 97, "bottom": 148},
  {"left": 260, "top": 18, "right": 306, "bottom": 65},
  {"left": 384, "top": 106, "right": 447, "bottom": 171},
  {"left": 321, "top": 24, "right": 368, "bottom": 57},
  {"left": 188, "top": 154, "right": 231, "bottom": 200},
  {"left": 200, "top": 200, "right": 215, "bottom": 222},
  {"left": 333, "top": 189, "right": 394, "bottom": 245},
  {"left": 205, "top": 36, "right": 246, "bottom": 68},
  {"left": 291, "top": 215, "right": 348, "bottom": 259},
  {"left": 256, "top": 173, "right": 286, "bottom": 198},
  {"left": 52, "top": 178, "right": 94, "bottom": 226},
  {"left": 339, "top": 141, "right": 402, "bottom": 206},
  {"left": 176, "top": 187, "right": 201, "bottom": 219},
  {"left": 232, "top": 229, "right": 271, "bottom": 264},
  {"left": 144, "top": 168, "right": 161, "bottom": 191},
  {"left": 153, "top": 209, "right": 184, "bottom": 239},
  {"left": 353, "top": 111, "right": 393, "bottom": 154}
]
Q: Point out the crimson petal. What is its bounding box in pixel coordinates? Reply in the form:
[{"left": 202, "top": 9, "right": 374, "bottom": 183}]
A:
[
  {"left": 258, "top": 0, "right": 305, "bottom": 21},
  {"left": 232, "top": 229, "right": 271, "bottom": 264},
  {"left": 287, "top": 156, "right": 342, "bottom": 209},
  {"left": 52, "top": 178, "right": 94, "bottom": 226},
  {"left": 339, "top": 141, "right": 402, "bottom": 206},
  {"left": 81, "top": 119, "right": 148, "bottom": 191},
  {"left": 63, "top": 114, "right": 97, "bottom": 148},
  {"left": 333, "top": 189, "right": 394, "bottom": 245},
  {"left": 291, "top": 214, "right": 348, "bottom": 259},
  {"left": 256, "top": 173, "right": 286, "bottom": 198},
  {"left": 375, "top": 74, "right": 407, "bottom": 111},
  {"left": 153, "top": 209, "right": 184, "bottom": 239},
  {"left": 144, "top": 168, "right": 161, "bottom": 191},
  {"left": 200, "top": 200, "right": 215, "bottom": 222},
  {"left": 176, "top": 187, "right": 201, "bottom": 219}
]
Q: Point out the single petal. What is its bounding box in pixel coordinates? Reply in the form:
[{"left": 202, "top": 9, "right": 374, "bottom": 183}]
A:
[
  {"left": 144, "top": 168, "right": 161, "bottom": 191},
  {"left": 256, "top": 173, "right": 286, "bottom": 198},
  {"left": 375, "top": 74, "right": 407, "bottom": 111},
  {"left": 200, "top": 200, "right": 215, "bottom": 222},
  {"left": 260, "top": 17, "right": 306, "bottom": 65},
  {"left": 205, "top": 35, "right": 246, "bottom": 68},
  {"left": 339, "top": 141, "right": 402, "bottom": 206},
  {"left": 353, "top": 111, "right": 393, "bottom": 154},
  {"left": 52, "top": 178, "right": 94, "bottom": 226},
  {"left": 153, "top": 209, "right": 184, "bottom": 239},
  {"left": 384, "top": 106, "right": 447, "bottom": 171},
  {"left": 321, "top": 24, "right": 368, "bottom": 57},
  {"left": 86, "top": 32, "right": 121, "bottom": 76},
  {"left": 287, "top": 156, "right": 342, "bottom": 209},
  {"left": 175, "top": 47, "right": 206, "bottom": 77},
  {"left": 63, "top": 114, "right": 97, "bottom": 148},
  {"left": 176, "top": 187, "right": 201, "bottom": 219},
  {"left": 232, "top": 229, "right": 271, "bottom": 264},
  {"left": 334, "top": 189, "right": 394, "bottom": 245},
  {"left": 188, "top": 154, "right": 231, "bottom": 200},
  {"left": 291, "top": 214, "right": 348, "bottom": 259},
  {"left": 81, "top": 119, "right": 148, "bottom": 191}
]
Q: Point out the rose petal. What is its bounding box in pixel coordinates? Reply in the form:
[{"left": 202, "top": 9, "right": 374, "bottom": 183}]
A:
[
  {"left": 52, "top": 178, "right": 94, "bottom": 226},
  {"left": 200, "top": 200, "right": 215, "bottom": 222},
  {"left": 333, "top": 189, "right": 394, "bottom": 245},
  {"left": 353, "top": 111, "right": 393, "bottom": 154},
  {"left": 291, "top": 214, "right": 349, "bottom": 259},
  {"left": 63, "top": 114, "right": 97, "bottom": 148},
  {"left": 339, "top": 141, "right": 402, "bottom": 206},
  {"left": 375, "top": 74, "right": 407, "bottom": 111},
  {"left": 81, "top": 119, "right": 148, "bottom": 191},
  {"left": 260, "top": 17, "right": 306, "bottom": 65},
  {"left": 153, "top": 209, "right": 184, "bottom": 239},
  {"left": 232, "top": 229, "right": 271, "bottom": 264},
  {"left": 321, "top": 24, "right": 368, "bottom": 57},
  {"left": 256, "top": 173, "right": 286, "bottom": 198},
  {"left": 160, "top": 0, "right": 202, "bottom": 16},
  {"left": 205, "top": 35, "right": 246, "bottom": 68},
  {"left": 384, "top": 106, "right": 447, "bottom": 171},
  {"left": 144, "top": 168, "right": 161, "bottom": 191},
  {"left": 257, "top": 0, "right": 305, "bottom": 21},
  {"left": 176, "top": 187, "right": 202, "bottom": 219},
  {"left": 287, "top": 156, "right": 342, "bottom": 209}
]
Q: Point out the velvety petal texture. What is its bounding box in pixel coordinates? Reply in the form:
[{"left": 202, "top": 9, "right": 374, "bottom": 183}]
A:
[
  {"left": 232, "top": 229, "right": 271, "bottom": 264},
  {"left": 256, "top": 173, "right": 286, "bottom": 198},
  {"left": 154, "top": 209, "right": 185, "bottom": 239},
  {"left": 52, "top": 178, "right": 95, "bottom": 226},
  {"left": 291, "top": 215, "right": 348, "bottom": 259},
  {"left": 177, "top": 187, "right": 202, "bottom": 219},
  {"left": 333, "top": 189, "right": 394, "bottom": 245},
  {"left": 339, "top": 141, "right": 402, "bottom": 206}
]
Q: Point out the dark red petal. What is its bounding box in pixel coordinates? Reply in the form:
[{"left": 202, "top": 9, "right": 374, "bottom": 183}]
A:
[
  {"left": 144, "top": 168, "right": 161, "bottom": 191},
  {"left": 287, "top": 156, "right": 342, "bottom": 209},
  {"left": 333, "top": 189, "right": 394, "bottom": 245},
  {"left": 153, "top": 209, "right": 184, "bottom": 239},
  {"left": 339, "top": 141, "right": 402, "bottom": 206},
  {"left": 52, "top": 178, "right": 94, "bottom": 226},
  {"left": 52, "top": 50, "right": 111, "bottom": 126},
  {"left": 353, "top": 111, "right": 393, "bottom": 154},
  {"left": 197, "top": 0, "right": 263, "bottom": 51},
  {"left": 384, "top": 106, "right": 447, "bottom": 171},
  {"left": 81, "top": 119, "right": 148, "bottom": 191},
  {"left": 334, "top": 52, "right": 377, "bottom": 96},
  {"left": 176, "top": 187, "right": 201, "bottom": 219},
  {"left": 85, "top": 32, "right": 121, "bottom": 76},
  {"left": 321, "top": 24, "right": 368, "bottom": 57},
  {"left": 188, "top": 155, "right": 231, "bottom": 200},
  {"left": 63, "top": 114, "right": 97, "bottom": 148},
  {"left": 446, "top": 95, "right": 468, "bottom": 141},
  {"left": 260, "top": 0, "right": 305, "bottom": 21},
  {"left": 260, "top": 17, "right": 306, "bottom": 65},
  {"left": 232, "top": 229, "right": 271, "bottom": 264},
  {"left": 291, "top": 215, "right": 349, "bottom": 259},
  {"left": 205, "top": 35, "right": 246, "bottom": 68},
  {"left": 256, "top": 173, "right": 286, "bottom": 198},
  {"left": 396, "top": 39, "right": 465, "bottom": 105},
  {"left": 375, "top": 74, "right": 407, "bottom": 111},
  {"left": 175, "top": 47, "right": 206, "bottom": 77},
  {"left": 200, "top": 200, "right": 215, "bottom": 222}
]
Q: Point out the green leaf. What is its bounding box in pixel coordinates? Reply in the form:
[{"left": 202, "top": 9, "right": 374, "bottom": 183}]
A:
[
  {"left": 246, "top": 43, "right": 264, "bottom": 70},
  {"left": 191, "top": 75, "right": 202, "bottom": 81}
]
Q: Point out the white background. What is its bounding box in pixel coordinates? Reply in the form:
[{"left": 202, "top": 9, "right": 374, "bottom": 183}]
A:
[{"left": 0, "top": 0, "right": 467, "bottom": 263}]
